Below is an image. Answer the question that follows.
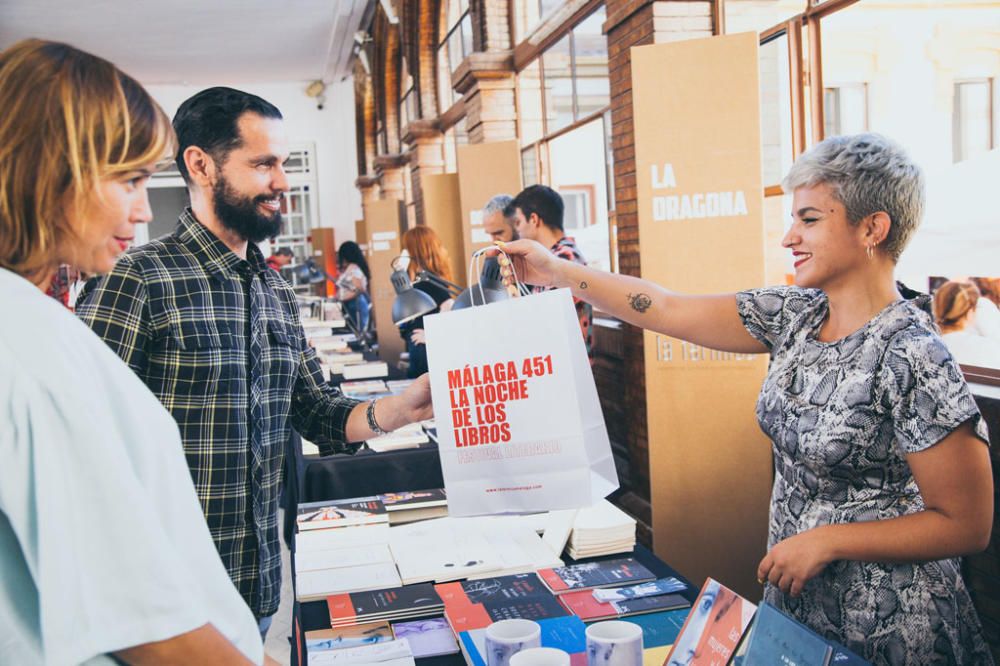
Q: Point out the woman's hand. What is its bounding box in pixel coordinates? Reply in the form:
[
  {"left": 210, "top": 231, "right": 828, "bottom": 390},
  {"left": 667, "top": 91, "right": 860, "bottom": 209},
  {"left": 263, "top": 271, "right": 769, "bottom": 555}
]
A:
[
  {"left": 757, "top": 527, "right": 835, "bottom": 597},
  {"left": 492, "top": 240, "right": 564, "bottom": 289},
  {"left": 410, "top": 329, "right": 426, "bottom": 345}
]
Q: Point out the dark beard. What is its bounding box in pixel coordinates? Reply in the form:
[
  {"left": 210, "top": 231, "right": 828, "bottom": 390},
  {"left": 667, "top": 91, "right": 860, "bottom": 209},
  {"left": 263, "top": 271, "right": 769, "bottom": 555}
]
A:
[{"left": 212, "top": 178, "right": 283, "bottom": 243}]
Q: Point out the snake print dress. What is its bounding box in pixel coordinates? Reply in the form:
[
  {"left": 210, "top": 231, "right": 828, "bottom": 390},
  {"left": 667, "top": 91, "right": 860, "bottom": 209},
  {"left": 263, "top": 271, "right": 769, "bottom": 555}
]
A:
[{"left": 736, "top": 286, "right": 992, "bottom": 665}]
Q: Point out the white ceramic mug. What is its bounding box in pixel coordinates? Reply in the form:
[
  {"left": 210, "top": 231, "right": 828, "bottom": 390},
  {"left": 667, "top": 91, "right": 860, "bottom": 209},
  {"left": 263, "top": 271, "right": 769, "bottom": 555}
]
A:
[
  {"left": 585, "top": 620, "right": 644, "bottom": 666},
  {"left": 485, "top": 619, "right": 542, "bottom": 666},
  {"left": 510, "top": 647, "right": 572, "bottom": 666}
]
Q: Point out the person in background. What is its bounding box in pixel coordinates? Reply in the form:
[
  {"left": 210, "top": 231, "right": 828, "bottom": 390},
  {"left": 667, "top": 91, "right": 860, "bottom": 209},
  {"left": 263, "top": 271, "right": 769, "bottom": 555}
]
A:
[
  {"left": 336, "top": 240, "right": 371, "bottom": 332},
  {"left": 970, "top": 276, "right": 1000, "bottom": 339},
  {"left": 265, "top": 245, "right": 294, "bottom": 271},
  {"left": 934, "top": 280, "right": 1000, "bottom": 368},
  {"left": 0, "top": 39, "right": 263, "bottom": 664},
  {"left": 482, "top": 193, "right": 517, "bottom": 242},
  {"left": 77, "top": 86, "right": 432, "bottom": 639},
  {"left": 498, "top": 134, "right": 993, "bottom": 664},
  {"left": 399, "top": 226, "right": 454, "bottom": 378},
  {"left": 505, "top": 185, "right": 593, "bottom": 358}
]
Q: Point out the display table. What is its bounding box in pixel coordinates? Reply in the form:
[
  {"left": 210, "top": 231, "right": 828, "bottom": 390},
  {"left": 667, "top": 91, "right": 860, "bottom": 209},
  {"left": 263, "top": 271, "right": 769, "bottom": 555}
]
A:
[{"left": 290, "top": 543, "right": 697, "bottom": 666}]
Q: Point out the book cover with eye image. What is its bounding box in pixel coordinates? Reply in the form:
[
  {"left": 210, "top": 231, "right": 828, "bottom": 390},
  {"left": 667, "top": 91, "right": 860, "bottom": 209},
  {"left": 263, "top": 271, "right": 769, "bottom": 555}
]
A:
[
  {"left": 536, "top": 558, "right": 656, "bottom": 594},
  {"left": 327, "top": 583, "right": 444, "bottom": 627},
  {"left": 662, "top": 578, "right": 756, "bottom": 666},
  {"left": 304, "top": 622, "right": 394, "bottom": 652},
  {"left": 297, "top": 497, "right": 388, "bottom": 531}
]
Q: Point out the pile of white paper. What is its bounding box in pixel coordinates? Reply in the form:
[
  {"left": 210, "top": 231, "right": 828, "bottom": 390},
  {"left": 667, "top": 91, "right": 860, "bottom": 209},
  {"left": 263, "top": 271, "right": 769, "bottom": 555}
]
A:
[
  {"left": 295, "top": 524, "right": 401, "bottom": 602},
  {"left": 566, "top": 500, "right": 636, "bottom": 558}
]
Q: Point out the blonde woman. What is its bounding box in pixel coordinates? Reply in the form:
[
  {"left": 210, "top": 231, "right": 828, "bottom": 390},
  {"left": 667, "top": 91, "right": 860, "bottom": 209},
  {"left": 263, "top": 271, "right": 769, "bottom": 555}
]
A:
[
  {"left": 934, "top": 280, "right": 1000, "bottom": 368},
  {"left": 0, "top": 41, "right": 262, "bottom": 663},
  {"left": 499, "top": 134, "right": 992, "bottom": 664}
]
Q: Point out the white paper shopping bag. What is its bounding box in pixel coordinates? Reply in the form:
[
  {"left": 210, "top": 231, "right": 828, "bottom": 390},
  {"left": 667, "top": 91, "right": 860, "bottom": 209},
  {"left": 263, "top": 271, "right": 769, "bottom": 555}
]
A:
[{"left": 424, "top": 288, "right": 618, "bottom": 517}]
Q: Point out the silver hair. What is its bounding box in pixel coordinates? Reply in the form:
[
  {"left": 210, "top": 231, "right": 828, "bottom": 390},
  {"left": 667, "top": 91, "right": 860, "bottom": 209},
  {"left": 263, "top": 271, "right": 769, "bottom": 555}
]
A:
[
  {"left": 782, "top": 133, "right": 924, "bottom": 262},
  {"left": 484, "top": 194, "right": 514, "bottom": 217}
]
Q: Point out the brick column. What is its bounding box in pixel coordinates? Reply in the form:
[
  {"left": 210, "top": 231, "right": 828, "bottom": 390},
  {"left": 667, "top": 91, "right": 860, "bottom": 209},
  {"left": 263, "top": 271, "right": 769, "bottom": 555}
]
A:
[
  {"left": 402, "top": 119, "right": 446, "bottom": 226},
  {"left": 603, "top": 0, "right": 713, "bottom": 537},
  {"left": 374, "top": 154, "right": 410, "bottom": 202},
  {"left": 355, "top": 175, "right": 381, "bottom": 207},
  {"left": 453, "top": 52, "right": 518, "bottom": 144}
]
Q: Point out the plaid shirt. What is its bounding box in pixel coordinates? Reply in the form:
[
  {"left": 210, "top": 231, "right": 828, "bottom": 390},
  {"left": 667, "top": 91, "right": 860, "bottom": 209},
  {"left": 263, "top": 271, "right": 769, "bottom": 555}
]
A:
[
  {"left": 531, "top": 236, "right": 593, "bottom": 357},
  {"left": 77, "top": 209, "right": 359, "bottom": 617}
]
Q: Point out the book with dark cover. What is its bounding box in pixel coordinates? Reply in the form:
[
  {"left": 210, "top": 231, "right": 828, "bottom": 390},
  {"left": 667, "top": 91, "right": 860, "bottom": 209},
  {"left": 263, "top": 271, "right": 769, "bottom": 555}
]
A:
[
  {"left": 438, "top": 574, "right": 569, "bottom": 633},
  {"left": 739, "top": 603, "right": 831, "bottom": 666},
  {"left": 297, "top": 497, "right": 388, "bottom": 531},
  {"left": 327, "top": 583, "right": 443, "bottom": 626},
  {"left": 559, "top": 589, "right": 690, "bottom": 621},
  {"left": 378, "top": 489, "right": 448, "bottom": 511},
  {"left": 536, "top": 558, "right": 656, "bottom": 594}
]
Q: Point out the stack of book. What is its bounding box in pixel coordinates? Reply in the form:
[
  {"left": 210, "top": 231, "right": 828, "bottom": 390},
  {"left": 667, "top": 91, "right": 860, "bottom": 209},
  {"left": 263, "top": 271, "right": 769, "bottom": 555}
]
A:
[
  {"left": 566, "top": 500, "right": 637, "bottom": 558},
  {"left": 380, "top": 489, "right": 448, "bottom": 525},
  {"left": 367, "top": 422, "right": 429, "bottom": 452},
  {"left": 385, "top": 379, "right": 415, "bottom": 394},
  {"left": 557, "top": 578, "right": 690, "bottom": 621},
  {"left": 294, "top": 498, "right": 401, "bottom": 602},
  {"left": 340, "top": 380, "right": 390, "bottom": 401},
  {"left": 327, "top": 583, "right": 446, "bottom": 627},
  {"left": 342, "top": 360, "right": 389, "bottom": 381}
]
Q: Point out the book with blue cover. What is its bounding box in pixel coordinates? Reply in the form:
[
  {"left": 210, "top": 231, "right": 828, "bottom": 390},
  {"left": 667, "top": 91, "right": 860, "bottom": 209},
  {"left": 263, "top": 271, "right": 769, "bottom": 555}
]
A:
[
  {"left": 620, "top": 608, "right": 691, "bottom": 648},
  {"left": 737, "top": 603, "right": 831, "bottom": 666}
]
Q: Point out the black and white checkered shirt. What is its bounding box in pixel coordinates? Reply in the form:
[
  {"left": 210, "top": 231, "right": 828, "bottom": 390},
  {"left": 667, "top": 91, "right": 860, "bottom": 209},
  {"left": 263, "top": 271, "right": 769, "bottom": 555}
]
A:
[{"left": 77, "top": 209, "right": 359, "bottom": 618}]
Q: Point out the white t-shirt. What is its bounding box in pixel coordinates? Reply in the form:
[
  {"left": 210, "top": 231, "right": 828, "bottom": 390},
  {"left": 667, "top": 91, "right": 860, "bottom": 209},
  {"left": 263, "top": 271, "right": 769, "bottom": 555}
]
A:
[
  {"left": 941, "top": 330, "right": 1000, "bottom": 370},
  {"left": 0, "top": 268, "right": 262, "bottom": 665}
]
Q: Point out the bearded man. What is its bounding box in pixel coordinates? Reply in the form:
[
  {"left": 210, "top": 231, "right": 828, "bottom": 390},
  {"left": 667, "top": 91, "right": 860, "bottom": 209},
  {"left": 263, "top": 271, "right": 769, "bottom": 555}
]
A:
[{"left": 77, "top": 88, "right": 431, "bottom": 639}]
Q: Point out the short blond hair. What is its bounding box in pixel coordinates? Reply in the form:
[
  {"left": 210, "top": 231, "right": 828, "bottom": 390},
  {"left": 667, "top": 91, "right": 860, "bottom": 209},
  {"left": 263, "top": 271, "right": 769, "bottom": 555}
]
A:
[{"left": 0, "top": 39, "right": 175, "bottom": 278}]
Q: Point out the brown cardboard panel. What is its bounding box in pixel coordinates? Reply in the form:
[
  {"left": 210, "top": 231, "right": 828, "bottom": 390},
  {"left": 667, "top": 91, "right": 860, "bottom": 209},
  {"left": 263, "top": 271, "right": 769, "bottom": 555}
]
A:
[
  {"left": 456, "top": 141, "right": 522, "bottom": 276},
  {"left": 355, "top": 219, "right": 368, "bottom": 252},
  {"left": 631, "top": 32, "right": 773, "bottom": 600},
  {"left": 364, "top": 199, "right": 406, "bottom": 366},
  {"left": 422, "top": 173, "right": 467, "bottom": 286}
]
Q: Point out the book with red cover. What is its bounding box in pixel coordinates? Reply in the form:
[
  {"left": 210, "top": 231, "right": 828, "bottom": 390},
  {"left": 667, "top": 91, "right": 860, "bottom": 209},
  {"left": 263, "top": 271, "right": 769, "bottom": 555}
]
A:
[
  {"left": 664, "top": 578, "right": 756, "bottom": 666},
  {"left": 297, "top": 497, "right": 387, "bottom": 531},
  {"left": 558, "top": 589, "right": 690, "bottom": 621},
  {"left": 436, "top": 574, "right": 569, "bottom": 633},
  {"left": 536, "top": 558, "right": 656, "bottom": 594},
  {"left": 327, "top": 583, "right": 444, "bottom": 626}
]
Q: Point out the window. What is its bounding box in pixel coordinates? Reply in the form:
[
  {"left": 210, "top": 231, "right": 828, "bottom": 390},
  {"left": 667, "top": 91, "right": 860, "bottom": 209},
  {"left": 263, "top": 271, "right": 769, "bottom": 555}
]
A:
[
  {"left": 530, "top": 6, "right": 610, "bottom": 139},
  {"left": 724, "top": 0, "right": 806, "bottom": 36},
  {"left": 513, "top": 0, "right": 566, "bottom": 43},
  {"left": 399, "top": 54, "right": 415, "bottom": 130},
  {"left": 953, "top": 79, "right": 995, "bottom": 163},
  {"left": 824, "top": 83, "right": 868, "bottom": 138},
  {"left": 517, "top": 60, "right": 545, "bottom": 145},
  {"left": 442, "top": 121, "right": 468, "bottom": 174},
  {"left": 438, "top": 0, "right": 471, "bottom": 114},
  {"left": 560, "top": 186, "right": 595, "bottom": 230}
]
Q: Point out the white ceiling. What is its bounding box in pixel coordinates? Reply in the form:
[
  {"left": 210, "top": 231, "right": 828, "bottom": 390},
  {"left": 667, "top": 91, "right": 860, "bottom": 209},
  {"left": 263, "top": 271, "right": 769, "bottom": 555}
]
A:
[{"left": 0, "top": 0, "right": 373, "bottom": 85}]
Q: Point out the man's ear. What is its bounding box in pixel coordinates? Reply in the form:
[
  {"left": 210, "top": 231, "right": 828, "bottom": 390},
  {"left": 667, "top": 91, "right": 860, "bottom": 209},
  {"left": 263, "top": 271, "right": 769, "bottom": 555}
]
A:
[
  {"left": 183, "top": 146, "right": 217, "bottom": 188},
  {"left": 529, "top": 212, "right": 542, "bottom": 228}
]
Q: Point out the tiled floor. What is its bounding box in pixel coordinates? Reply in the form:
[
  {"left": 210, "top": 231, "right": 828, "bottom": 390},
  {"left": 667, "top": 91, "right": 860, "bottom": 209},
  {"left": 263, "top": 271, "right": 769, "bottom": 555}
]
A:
[{"left": 264, "top": 510, "right": 294, "bottom": 665}]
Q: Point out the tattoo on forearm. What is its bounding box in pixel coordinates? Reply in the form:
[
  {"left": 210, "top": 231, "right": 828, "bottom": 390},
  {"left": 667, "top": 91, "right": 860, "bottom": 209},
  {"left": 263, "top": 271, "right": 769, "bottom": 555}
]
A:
[
  {"left": 580, "top": 281, "right": 588, "bottom": 290},
  {"left": 627, "top": 293, "right": 652, "bottom": 313}
]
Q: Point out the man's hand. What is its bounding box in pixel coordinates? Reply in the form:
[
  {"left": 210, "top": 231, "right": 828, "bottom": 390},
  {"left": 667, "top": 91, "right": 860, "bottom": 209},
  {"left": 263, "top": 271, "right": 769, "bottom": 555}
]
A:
[
  {"left": 410, "top": 329, "right": 426, "bottom": 345},
  {"left": 757, "top": 527, "right": 834, "bottom": 597}
]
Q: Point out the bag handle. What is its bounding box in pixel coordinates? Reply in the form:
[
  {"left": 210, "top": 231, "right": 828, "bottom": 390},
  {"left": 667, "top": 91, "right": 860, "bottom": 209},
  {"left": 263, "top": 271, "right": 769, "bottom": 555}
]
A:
[{"left": 467, "top": 246, "right": 530, "bottom": 307}]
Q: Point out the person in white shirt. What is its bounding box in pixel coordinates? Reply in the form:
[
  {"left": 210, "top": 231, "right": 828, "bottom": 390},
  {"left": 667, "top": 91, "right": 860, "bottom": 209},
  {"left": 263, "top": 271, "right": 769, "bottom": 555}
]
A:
[
  {"left": 933, "top": 280, "right": 1000, "bottom": 369},
  {"left": 0, "top": 39, "right": 263, "bottom": 664}
]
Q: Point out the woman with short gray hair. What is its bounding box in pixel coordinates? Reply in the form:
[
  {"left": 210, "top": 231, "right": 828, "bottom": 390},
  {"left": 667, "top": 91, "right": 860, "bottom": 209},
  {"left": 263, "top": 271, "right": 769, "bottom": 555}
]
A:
[{"left": 498, "top": 133, "right": 993, "bottom": 664}]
